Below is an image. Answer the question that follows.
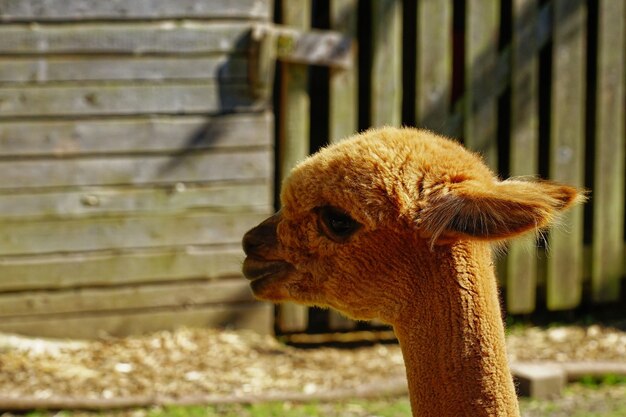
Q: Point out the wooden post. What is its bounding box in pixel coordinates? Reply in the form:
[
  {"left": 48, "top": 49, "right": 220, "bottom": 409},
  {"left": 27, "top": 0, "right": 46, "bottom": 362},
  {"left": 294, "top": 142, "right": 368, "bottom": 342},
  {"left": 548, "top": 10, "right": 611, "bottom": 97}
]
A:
[
  {"left": 507, "top": 0, "right": 539, "bottom": 314},
  {"left": 415, "top": 0, "right": 452, "bottom": 134},
  {"left": 277, "top": 0, "right": 311, "bottom": 332},
  {"left": 329, "top": 0, "right": 358, "bottom": 144},
  {"left": 591, "top": 0, "right": 625, "bottom": 303},
  {"left": 464, "top": 0, "right": 500, "bottom": 169},
  {"left": 547, "top": 0, "right": 586, "bottom": 310},
  {"left": 328, "top": 0, "right": 359, "bottom": 331},
  {"left": 370, "top": 0, "right": 402, "bottom": 127}
]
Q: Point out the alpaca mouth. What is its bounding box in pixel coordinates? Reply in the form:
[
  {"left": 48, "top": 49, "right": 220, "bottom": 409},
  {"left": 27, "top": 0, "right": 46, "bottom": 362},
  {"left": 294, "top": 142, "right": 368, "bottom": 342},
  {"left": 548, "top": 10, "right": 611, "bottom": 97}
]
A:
[{"left": 242, "top": 257, "right": 294, "bottom": 285}]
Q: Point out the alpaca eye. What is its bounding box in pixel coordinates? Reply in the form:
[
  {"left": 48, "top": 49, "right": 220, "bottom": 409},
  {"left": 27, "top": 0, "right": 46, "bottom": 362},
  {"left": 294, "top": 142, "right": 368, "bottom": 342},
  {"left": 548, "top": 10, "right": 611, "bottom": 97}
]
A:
[{"left": 317, "top": 206, "right": 361, "bottom": 242}]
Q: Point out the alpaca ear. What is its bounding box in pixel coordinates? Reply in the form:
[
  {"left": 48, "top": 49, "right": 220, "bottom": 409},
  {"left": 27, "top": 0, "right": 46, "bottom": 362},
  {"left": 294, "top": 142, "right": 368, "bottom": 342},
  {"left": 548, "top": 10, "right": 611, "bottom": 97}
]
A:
[{"left": 420, "top": 179, "right": 585, "bottom": 243}]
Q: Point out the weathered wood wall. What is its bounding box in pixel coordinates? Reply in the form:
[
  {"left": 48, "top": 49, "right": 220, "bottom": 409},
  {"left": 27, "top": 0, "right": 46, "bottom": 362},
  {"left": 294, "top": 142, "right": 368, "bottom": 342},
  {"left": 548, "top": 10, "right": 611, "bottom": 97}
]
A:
[
  {"left": 0, "top": 0, "right": 275, "bottom": 338},
  {"left": 1, "top": 0, "right": 623, "bottom": 339},
  {"left": 274, "top": 0, "right": 625, "bottom": 334}
]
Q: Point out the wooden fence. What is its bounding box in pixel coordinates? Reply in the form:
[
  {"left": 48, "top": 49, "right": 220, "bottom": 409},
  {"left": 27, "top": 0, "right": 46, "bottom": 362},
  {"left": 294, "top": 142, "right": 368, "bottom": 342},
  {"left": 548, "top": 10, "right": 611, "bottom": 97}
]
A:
[
  {"left": 274, "top": 0, "right": 625, "bottom": 334},
  {"left": 0, "top": 0, "right": 275, "bottom": 338},
  {"left": 0, "top": 0, "right": 623, "bottom": 339}
]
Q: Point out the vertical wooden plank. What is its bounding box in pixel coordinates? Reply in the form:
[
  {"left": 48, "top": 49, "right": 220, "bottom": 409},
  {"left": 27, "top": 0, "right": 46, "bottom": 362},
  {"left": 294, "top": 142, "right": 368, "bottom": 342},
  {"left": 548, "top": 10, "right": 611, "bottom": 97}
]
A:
[
  {"left": 370, "top": 0, "right": 402, "bottom": 127},
  {"left": 415, "top": 0, "right": 452, "bottom": 133},
  {"left": 328, "top": 0, "right": 359, "bottom": 331},
  {"left": 277, "top": 0, "right": 311, "bottom": 332},
  {"left": 547, "top": 0, "right": 586, "bottom": 310},
  {"left": 592, "top": 0, "right": 625, "bottom": 302},
  {"left": 329, "top": 0, "right": 358, "bottom": 143},
  {"left": 507, "top": 0, "right": 539, "bottom": 314},
  {"left": 464, "top": 0, "right": 500, "bottom": 169}
]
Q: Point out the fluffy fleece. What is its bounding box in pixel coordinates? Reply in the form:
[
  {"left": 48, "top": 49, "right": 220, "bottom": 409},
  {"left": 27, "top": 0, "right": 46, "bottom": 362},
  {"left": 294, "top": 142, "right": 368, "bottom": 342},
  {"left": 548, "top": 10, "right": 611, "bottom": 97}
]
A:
[{"left": 242, "top": 127, "right": 584, "bottom": 417}]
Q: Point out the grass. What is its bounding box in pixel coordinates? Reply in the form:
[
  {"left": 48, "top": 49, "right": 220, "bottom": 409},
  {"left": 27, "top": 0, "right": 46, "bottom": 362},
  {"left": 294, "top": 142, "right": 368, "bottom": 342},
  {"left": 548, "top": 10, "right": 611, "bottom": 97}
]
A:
[
  {"left": 17, "top": 400, "right": 412, "bottom": 417},
  {"left": 12, "top": 379, "right": 626, "bottom": 417},
  {"left": 12, "top": 387, "right": 626, "bottom": 417},
  {"left": 578, "top": 374, "right": 626, "bottom": 388}
]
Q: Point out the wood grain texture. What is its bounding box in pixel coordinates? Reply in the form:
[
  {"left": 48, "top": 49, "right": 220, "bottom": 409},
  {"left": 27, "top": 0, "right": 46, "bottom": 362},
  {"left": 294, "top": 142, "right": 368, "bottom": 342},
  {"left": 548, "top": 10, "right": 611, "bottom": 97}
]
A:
[
  {"left": 591, "top": 0, "right": 625, "bottom": 302},
  {"left": 464, "top": 0, "right": 500, "bottom": 169},
  {"left": 0, "top": 22, "right": 253, "bottom": 55},
  {"left": 329, "top": 0, "right": 358, "bottom": 143},
  {"left": 415, "top": 0, "right": 452, "bottom": 133},
  {"left": 0, "top": 0, "right": 275, "bottom": 338},
  {"left": 0, "top": 211, "right": 269, "bottom": 256},
  {"left": 248, "top": 25, "right": 277, "bottom": 100},
  {"left": 547, "top": 0, "right": 586, "bottom": 311},
  {"left": 327, "top": 0, "right": 358, "bottom": 336},
  {"left": 0, "top": 112, "right": 272, "bottom": 156},
  {"left": 0, "top": 245, "right": 248, "bottom": 291},
  {"left": 328, "top": 0, "right": 357, "bottom": 332},
  {"left": 507, "top": 0, "right": 539, "bottom": 314},
  {"left": 0, "top": 182, "right": 272, "bottom": 220},
  {"left": 277, "top": 0, "right": 312, "bottom": 333},
  {"left": 0, "top": 0, "right": 272, "bottom": 21},
  {"left": 370, "top": 0, "right": 402, "bottom": 127},
  {"left": 0, "top": 83, "right": 261, "bottom": 117},
  {"left": 327, "top": 0, "right": 357, "bottom": 327},
  {"left": 0, "top": 279, "right": 255, "bottom": 318},
  {"left": 0, "top": 303, "right": 274, "bottom": 338},
  {"left": 0, "top": 149, "right": 272, "bottom": 189},
  {"left": 0, "top": 56, "right": 247, "bottom": 83}
]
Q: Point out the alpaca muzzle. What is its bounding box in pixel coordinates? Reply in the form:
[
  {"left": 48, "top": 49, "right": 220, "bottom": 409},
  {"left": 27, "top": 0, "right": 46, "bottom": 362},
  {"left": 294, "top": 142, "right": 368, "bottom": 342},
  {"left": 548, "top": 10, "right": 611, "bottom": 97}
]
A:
[{"left": 242, "top": 212, "right": 295, "bottom": 297}]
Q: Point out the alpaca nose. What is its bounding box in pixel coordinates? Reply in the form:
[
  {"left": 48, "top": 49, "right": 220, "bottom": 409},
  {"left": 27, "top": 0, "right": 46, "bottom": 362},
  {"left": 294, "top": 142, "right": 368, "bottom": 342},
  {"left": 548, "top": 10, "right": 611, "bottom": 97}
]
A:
[{"left": 242, "top": 211, "right": 281, "bottom": 258}]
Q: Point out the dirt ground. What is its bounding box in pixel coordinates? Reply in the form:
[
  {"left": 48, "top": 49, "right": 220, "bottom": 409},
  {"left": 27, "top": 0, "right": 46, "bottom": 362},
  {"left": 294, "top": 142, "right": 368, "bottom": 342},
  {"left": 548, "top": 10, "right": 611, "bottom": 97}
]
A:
[{"left": 0, "top": 323, "right": 625, "bottom": 411}]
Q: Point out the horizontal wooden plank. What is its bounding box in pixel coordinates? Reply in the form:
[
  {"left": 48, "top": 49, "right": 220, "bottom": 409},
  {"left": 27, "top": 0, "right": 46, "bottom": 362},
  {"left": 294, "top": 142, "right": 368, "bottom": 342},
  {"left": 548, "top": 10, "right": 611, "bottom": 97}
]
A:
[
  {"left": 0, "top": 211, "right": 269, "bottom": 256},
  {"left": 0, "top": 22, "right": 253, "bottom": 55},
  {"left": 0, "top": 56, "right": 247, "bottom": 83},
  {"left": 0, "top": 245, "right": 251, "bottom": 292},
  {"left": 0, "top": 279, "right": 255, "bottom": 318},
  {"left": 272, "top": 27, "right": 354, "bottom": 69},
  {"left": 0, "top": 83, "right": 262, "bottom": 117},
  {"left": 0, "top": 302, "right": 273, "bottom": 338},
  {"left": 0, "top": 149, "right": 272, "bottom": 189},
  {"left": 0, "top": 182, "right": 272, "bottom": 220},
  {"left": 0, "top": 112, "right": 272, "bottom": 157},
  {"left": 0, "top": 0, "right": 271, "bottom": 21}
]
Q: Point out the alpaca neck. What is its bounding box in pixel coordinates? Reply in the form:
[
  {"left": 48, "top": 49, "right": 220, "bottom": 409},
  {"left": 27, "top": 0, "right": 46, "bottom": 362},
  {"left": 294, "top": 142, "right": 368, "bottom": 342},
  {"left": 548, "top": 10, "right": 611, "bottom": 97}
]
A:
[{"left": 392, "top": 242, "right": 520, "bottom": 417}]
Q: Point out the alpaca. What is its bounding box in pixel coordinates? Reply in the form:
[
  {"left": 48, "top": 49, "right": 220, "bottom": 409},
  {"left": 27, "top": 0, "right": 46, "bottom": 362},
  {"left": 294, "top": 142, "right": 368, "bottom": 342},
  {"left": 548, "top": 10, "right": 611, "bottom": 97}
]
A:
[{"left": 242, "top": 127, "right": 583, "bottom": 417}]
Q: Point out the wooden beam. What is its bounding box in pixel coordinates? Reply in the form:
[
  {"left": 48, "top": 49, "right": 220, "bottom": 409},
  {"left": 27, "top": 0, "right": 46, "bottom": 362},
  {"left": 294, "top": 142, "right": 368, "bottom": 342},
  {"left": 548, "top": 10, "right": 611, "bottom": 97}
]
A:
[
  {"left": 415, "top": 0, "right": 452, "bottom": 133},
  {"left": 507, "top": 0, "right": 540, "bottom": 314},
  {"left": 0, "top": 112, "right": 272, "bottom": 157},
  {"left": 329, "top": 0, "right": 358, "bottom": 144},
  {"left": 277, "top": 0, "right": 312, "bottom": 333},
  {"left": 0, "top": 245, "right": 248, "bottom": 291},
  {"left": 0, "top": 149, "right": 272, "bottom": 189},
  {"left": 0, "top": 280, "right": 256, "bottom": 318},
  {"left": 0, "top": 0, "right": 272, "bottom": 21},
  {"left": 591, "top": 0, "right": 625, "bottom": 302},
  {"left": 0, "top": 56, "right": 247, "bottom": 83},
  {"left": 464, "top": 0, "right": 500, "bottom": 169},
  {"left": 0, "top": 83, "right": 262, "bottom": 118},
  {"left": 0, "top": 182, "right": 272, "bottom": 220},
  {"left": 370, "top": 0, "right": 402, "bottom": 127},
  {"left": 0, "top": 211, "right": 269, "bottom": 256},
  {"left": 547, "top": 0, "right": 586, "bottom": 310},
  {"left": 274, "top": 26, "right": 353, "bottom": 69},
  {"left": 326, "top": 0, "right": 359, "bottom": 331},
  {"left": 0, "top": 303, "right": 274, "bottom": 338},
  {"left": 0, "top": 22, "right": 253, "bottom": 55}
]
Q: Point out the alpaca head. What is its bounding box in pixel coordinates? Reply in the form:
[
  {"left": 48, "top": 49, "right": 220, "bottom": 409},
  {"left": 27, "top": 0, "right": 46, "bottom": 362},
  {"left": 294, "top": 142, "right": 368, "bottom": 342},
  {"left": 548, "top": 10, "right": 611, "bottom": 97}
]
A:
[{"left": 242, "top": 127, "right": 583, "bottom": 323}]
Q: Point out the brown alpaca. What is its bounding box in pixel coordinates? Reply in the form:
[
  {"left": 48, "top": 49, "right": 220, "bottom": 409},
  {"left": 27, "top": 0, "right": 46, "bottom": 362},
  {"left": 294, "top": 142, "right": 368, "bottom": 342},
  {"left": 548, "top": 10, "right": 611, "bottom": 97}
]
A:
[{"left": 242, "top": 127, "right": 584, "bottom": 417}]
